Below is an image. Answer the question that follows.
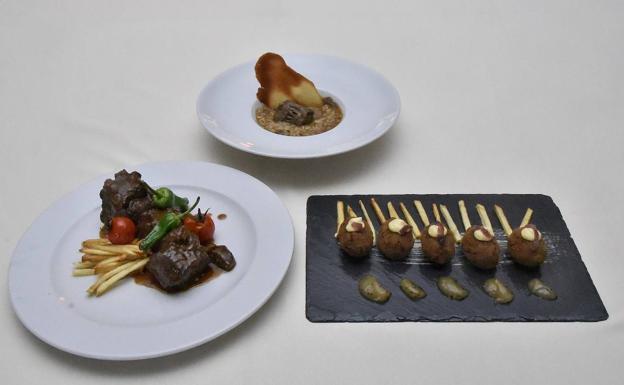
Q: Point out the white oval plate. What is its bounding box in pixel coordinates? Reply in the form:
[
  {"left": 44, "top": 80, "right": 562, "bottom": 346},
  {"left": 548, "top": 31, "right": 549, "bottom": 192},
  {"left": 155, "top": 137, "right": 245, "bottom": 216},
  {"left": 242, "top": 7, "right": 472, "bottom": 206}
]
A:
[
  {"left": 9, "top": 161, "right": 294, "bottom": 360},
  {"left": 197, "top": 54, "right": 400, "bottom": 159}
]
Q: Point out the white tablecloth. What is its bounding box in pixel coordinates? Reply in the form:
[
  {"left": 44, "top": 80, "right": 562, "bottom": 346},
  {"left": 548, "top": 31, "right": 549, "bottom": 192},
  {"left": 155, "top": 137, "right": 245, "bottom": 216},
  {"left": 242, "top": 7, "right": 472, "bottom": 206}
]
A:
[{"left": 1, "top": 1, "right": 623, "bottom": 384}]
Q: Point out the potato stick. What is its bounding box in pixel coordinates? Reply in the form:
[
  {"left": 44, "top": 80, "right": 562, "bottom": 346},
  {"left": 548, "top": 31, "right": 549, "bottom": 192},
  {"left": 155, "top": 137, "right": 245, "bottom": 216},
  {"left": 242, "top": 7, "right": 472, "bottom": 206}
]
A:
[
  {"left": 476, "top": 204, "right": 494, "bottom": 233},
  {"left": 94, "top": 256, "right": 123, "bottom": 267},
  {"left": 82, "top": 254, "right": 116, "bottom": 263},
  {"left": 347, "top": 205, "right": 357, "bottom": 218},
  {"left": 336, "top": 200, "right": 345, "bottom": 237},
  {"left": 82, "top": 239, "right": 111, "bottom": 247},
  {"left": 458, "top": 200, "right": 471, "bottom": 231},
  {"left": 494, "top": 205, "right": 513, "bottom": 237},
  {"left": 72, "top": 268, "right": 95, "bottom": 276},
  {"left": 95, "top": 262, "right": 123, "bottom": 275},
  {"left": 387, "top": 202, "right": 399, "bottom": 219},
  {"left": 91, "top": 244, "right": 140, "bottom": 252},
  {"left": 87, "top": 261, "right": 134, "bottom": 295},
  {"left": 370, "top": 198, "right": 386, "bottom": 223},
  {"left": 399, "top": 202, "right": 421, "bottom": 239},
  {"left": 520, "top": 208, "right": 534, "bottom": 227},
  {"left": 79, "top": 248, "right": 117, "bottom": 256},
  {"left": 88, "top": 244, "right": 142, "bottom": 256},
  {"left": 96, "top": 259, "right": 149, "bottom": 296},
  {"left": 440, "top": 204, "right": 462, "bottom": 243},
  {"left": 358, "top": 200, "right": 377, "bottom": 246},
  {"left": 413, "top": 200, "right": 429, "bottom": 226},
  {"left": 432, "top": 203, "right": 442, "bottom": 223},
  {"left": 73, "top": 261, "right": 95, "bottom": 269}
]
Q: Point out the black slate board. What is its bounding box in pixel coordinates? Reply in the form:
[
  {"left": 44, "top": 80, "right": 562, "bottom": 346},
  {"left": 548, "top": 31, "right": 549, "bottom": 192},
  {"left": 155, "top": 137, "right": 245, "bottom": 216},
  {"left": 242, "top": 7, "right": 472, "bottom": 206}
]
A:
[{"left": 306, "top": 194, "right": 608, "bottom": 322}]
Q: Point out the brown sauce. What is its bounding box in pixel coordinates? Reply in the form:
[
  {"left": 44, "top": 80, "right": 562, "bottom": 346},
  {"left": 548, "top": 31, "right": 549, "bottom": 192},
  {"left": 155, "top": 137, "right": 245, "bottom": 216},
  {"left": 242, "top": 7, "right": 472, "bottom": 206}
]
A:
[
  {"left": 133, "top": 266, "right": 222, "bottom": 293},
  {"left": 217, "top": 213, "right": 227, "bottom": 220}
]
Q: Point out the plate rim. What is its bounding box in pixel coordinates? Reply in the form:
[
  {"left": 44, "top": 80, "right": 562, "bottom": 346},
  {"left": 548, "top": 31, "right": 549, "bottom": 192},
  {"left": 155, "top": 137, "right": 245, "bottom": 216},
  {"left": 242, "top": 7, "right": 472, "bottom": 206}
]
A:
[
  {"left": 196, "top": 53, "right": 401, "bottom": 159},
  {"left": 8, "top": 160, "right": 294, "bottom": 360}
]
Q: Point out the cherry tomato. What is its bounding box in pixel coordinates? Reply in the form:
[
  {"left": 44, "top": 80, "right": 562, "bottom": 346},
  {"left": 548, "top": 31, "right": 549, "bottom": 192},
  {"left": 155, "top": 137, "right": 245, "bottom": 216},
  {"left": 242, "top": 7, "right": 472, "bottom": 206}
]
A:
[
  {"left": 183, "top": 216, "right": 202, "bottom": 233},
  {"left": 108, "top": 216, "right": 136, "bottom": 245},
  {"left": 198, "top": 215, "right": 215, "bottom": 244}
]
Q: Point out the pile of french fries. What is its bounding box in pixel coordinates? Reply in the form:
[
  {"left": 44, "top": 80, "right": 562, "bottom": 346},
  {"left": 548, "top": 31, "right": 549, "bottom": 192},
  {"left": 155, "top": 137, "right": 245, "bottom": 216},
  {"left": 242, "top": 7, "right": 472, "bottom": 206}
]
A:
[{"left": 72, "top": 238, "right": 148, "bottom": 297}]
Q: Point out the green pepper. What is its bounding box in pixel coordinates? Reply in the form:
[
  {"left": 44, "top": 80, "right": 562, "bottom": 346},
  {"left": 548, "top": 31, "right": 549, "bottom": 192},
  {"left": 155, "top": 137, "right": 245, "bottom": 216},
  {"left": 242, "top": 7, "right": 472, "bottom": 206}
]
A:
[
  {"left": 143, "top": 182, "right": 189, "bottom": 210},
  {"left": 140, "top": 197, "right": 200, "bottom": 251},
  {"left": 153, "top": 187, "right": 189, "bottom": 210}
]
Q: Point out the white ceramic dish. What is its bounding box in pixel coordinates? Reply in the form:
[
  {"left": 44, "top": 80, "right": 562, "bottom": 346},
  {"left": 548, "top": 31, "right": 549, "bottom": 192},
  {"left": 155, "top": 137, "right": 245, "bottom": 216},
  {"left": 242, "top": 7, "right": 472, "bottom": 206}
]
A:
[
  {"left": 9, "top": 161, "right": 294, "bottom": 360},
  {"left": 197, "top": 54, "right": 400, "bottom": 159}
]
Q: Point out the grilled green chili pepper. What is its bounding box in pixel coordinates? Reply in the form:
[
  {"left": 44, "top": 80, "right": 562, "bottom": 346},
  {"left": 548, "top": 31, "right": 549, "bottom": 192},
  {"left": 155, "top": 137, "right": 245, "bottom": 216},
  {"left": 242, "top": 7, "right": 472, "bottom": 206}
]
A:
[
  {"left": 143, "top": 182, "right": 189, "bottom": 210},
  {"left": 153, "top": 187, "right": 189, "bottom": 210},
  {"left": 140, "top": 197, "right": 200, "bottom": 251}
]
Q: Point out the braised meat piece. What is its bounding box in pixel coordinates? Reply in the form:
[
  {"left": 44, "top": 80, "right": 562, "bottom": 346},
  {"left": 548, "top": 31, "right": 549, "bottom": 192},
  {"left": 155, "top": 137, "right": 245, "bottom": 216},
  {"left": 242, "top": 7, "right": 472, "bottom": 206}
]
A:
[
  {"left": 99, "top": 170, "right": 151, "bottom": 228},
  {"left": 206, "top": 245, "right": 237, "bottom": 271},
  {"left": 146, "top": 227, "right": 212, "bottom": 292},
  {"left": 127, "top": 196, "right": 154, "bottom": 222},
  {"left": 135, "top": 207, "right": 180, "bottom": 240},
  {"left": 273, "top": 100, "right": 314, "bottom": 126}
]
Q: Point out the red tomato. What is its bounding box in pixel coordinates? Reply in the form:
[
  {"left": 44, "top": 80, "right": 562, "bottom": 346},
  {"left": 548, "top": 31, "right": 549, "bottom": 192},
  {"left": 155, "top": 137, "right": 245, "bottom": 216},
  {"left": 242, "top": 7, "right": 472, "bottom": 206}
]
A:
[
  {"left": 183, "top": 216, "right": 202, "bottom": 233},
  {"left": 108, "top": 216, "right": 136, "bottom": 245},
  {"left": 198, "top": 215, "right": 215, "bottom": 244}
]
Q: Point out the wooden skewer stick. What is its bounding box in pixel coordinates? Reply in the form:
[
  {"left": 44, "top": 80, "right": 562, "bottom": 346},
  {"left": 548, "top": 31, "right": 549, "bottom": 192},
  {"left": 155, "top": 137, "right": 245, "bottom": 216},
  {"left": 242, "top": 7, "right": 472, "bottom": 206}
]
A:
[
  {"left": 387, "top": 202, "right": 400, "bottom": 219},
  {"left": 370, "top": 198, "right": 386, "bottom": 223},
  {"left": 458, "top": 200, "right": 471, "bottom": 231},
  {"left": 432, "top": 203, "right": 442, "bottom": 223},
  {"left": 336, "top": 200, "right": 345, "bottom": 237},
  {"left": 347, "top": 205, "right": 357, "bottom": 218},
  {"left": 494, "top": 205, "right": 513, "bottom": 237},
  {"left": 439, "top": 204, "right": 462, "bottom": 243},
  {"left": 399, "top": 202, "right": 421, "bottom": 239},
  {"left": 414, "top": 200, "right": 429, "bottom": 226},
  {"left": 520, "top": 208, "right": 534, "bottom": 227},
  {"left": 476, "top": 204, "right": 494, "bottom": 233},
  {"left": 359, "top": 200, "right": 377, "bottom": 246}
]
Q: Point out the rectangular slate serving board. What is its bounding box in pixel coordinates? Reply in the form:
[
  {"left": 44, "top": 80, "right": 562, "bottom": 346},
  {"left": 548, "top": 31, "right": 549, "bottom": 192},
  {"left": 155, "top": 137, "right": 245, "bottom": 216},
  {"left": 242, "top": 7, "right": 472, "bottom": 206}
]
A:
[{"left": 306, "top": 194, "right": 608, "bottom": 322}]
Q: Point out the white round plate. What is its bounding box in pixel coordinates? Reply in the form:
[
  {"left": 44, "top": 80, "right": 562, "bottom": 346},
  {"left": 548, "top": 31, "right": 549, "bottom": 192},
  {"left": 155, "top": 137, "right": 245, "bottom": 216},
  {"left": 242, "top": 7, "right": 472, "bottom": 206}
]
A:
[
  {"left": 197, "top": 54, "right": 400, "bottom": 159},
  {"left": 9, "top": 161, "right": 293, "bottom": 360}
]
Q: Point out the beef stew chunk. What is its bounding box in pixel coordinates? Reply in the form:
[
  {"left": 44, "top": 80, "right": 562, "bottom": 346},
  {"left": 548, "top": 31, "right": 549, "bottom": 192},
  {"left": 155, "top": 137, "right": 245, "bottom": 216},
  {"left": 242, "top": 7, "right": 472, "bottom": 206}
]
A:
[
  {"left": 146, "top": 227, "right": 212, "bottom": 292},
  {"left": 99, "top": 170, "right": 151, "bottom": 228},
  {"left": 207, "top": 245, "right": 237, "bottom": 271}
]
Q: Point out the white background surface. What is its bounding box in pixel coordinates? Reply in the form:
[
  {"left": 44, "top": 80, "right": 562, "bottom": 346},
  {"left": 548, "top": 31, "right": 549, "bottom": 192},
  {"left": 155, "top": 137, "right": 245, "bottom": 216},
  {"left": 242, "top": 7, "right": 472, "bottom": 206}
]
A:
[{"left": 1, "top": 1, "right": 622, "bottom": 384}]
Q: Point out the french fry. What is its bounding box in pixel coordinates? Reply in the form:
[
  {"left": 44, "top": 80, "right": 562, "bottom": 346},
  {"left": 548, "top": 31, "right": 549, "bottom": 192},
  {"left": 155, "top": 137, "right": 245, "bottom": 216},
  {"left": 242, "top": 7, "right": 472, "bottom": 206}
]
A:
[
  {"left": 87, "top": 261, "right": 134, "bottom": 295},
  {"left": 432, "top": 203, "right": 442, "bottom": 223},
  {"left": 86, "top": 243, "right": 142, "bottom": 257},
  {"left": 72, "top": 268, "right": 95, "bottom": 276},
  {"left": 82, "top": 238, "right": 111, "bottom": 247},
  {"left": 370, "top": 198, "right": 386, "bottom": 223},
  {"left": 476, "top": 204, "right": 494, "bottom": 233},
  {"left": 414, "top": 200, "right": 429, "bottom": 226},
  {"left": 440, "top": 204, "right": 462, "bottom": 243},
  {"left": 494, "top": 205, "right": 513, "bottom": 237},
  {"left": 359, "top": 200, "right": 377, "bottom": 246},
  {"left": 79, "top": 248, "right": 117, "bottom": 256},
  {"left": 347, "top": 205, "right": 357, "bottom": 218},
  {"left": 399, "top": 202, "right": 421, "bottom": 239},
  {"left": 458, "top": 200, "right": 471, "bottom": 231},
  {"left": 387, "top": 202, "right": 399, "bottom": 219},
  {"left": 96, "top": 258, "right": 149, "bottom": 296},
  {"left": 520, "top": 208, "right": 534, "bottom": 227},
  {"left": 73, "top": 261, "right": 95, "bottom": 269},
  {"left": 94, "top": 262, "right": 123, "bottom": 275},
  {"left": 94, "top": 255, "right": 123, "bottom": 266},
  {"left": 336, "top": 200, "right": 345, "bottom": 237},
  {"left": 82, "top": 254, "right": 113, "bottom": 263}
]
